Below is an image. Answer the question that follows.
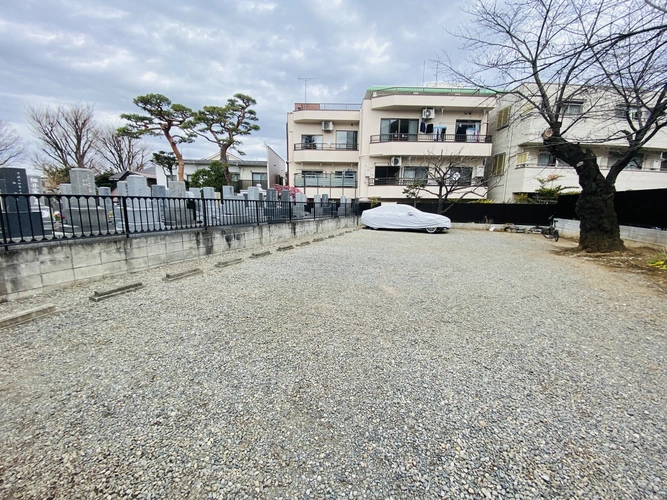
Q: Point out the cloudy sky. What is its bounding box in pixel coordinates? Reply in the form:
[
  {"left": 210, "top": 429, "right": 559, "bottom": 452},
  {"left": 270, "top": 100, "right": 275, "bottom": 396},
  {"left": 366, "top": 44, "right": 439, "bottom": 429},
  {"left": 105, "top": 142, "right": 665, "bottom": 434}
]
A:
[{"left": 0, "top": 0, "right": 470, "bottom": 166}]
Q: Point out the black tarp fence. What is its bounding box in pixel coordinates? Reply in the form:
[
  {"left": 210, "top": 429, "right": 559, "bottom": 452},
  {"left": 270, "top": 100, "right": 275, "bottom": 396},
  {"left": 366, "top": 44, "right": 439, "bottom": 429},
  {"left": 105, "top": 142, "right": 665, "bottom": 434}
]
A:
[
  {"left": 556, "top": 189, "right": 667, "bottom": 229},
  {"left": 397, "top": 202, "right": 557, "bottom": 225}
]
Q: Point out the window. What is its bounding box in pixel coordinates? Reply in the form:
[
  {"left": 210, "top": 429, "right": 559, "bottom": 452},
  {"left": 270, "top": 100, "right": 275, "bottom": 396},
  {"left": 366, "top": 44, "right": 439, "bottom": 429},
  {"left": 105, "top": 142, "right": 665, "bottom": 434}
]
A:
[
  {"left": 403, "top": 167, "right": 429, "bottom": 184},
  {"left": 445, "top": 167, "right": 473, "bottom": 186},
  {"left": 607, "top": 151, "right": 644, "bottom": 169},
  {"left": 615, "top": 104, "right": 643, "bottom": 120},
  {"left": 252, "top": 173, "right": 267, "bottom": 183},
  {"left": 335, "top": 170, "right": 356, "bottom": 178},
  {"left": 496, "top": 106, "right": 510, "bottom": 129},
  {"left": 301, "top": 170, "right": 323, "bottom": 177},
  {"left": 301, "top": 135, "right": 322, "bottom": 149},
  {"left": 662, "top": 152, "right": 667, "bottom": 171},
  {"left": 561, "top": 100, "right": 584, "bottom": 116},
  {"left": 516, "top": 152, "right": 529, "bottom": 165},
  {"left": 537, "top": 151, "right": 556, "bottom": 166},
  {"left": 380, "top": 119, "right": 419, "bottom": 141},
  {"left": 455, "top": 120, "right": 481, "bottom": 142},
  {"left": 492, "top": 153, "right": 506, "bottom": 176},
  {"left": 335, "top": 131, "right": 358, "bottom": 150},
  {"left": 374, "top": 166, "right": 400, "bottom": 184}
]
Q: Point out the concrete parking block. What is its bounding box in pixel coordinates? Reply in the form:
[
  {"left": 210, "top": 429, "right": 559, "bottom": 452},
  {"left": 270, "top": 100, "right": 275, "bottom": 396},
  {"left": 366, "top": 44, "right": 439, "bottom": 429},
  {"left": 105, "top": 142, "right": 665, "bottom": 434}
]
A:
[
  {"left": 164, "top": 268, "right": 203, "bottom": 281},
  {"left": 89, "top": 283, "right": 144, "bottom": 302},
  {"left": 0, "top": 304, "right": 56, "bottom": 329},
  {"left": 215, "top": 258, "right": 243, "bottom": 268}
]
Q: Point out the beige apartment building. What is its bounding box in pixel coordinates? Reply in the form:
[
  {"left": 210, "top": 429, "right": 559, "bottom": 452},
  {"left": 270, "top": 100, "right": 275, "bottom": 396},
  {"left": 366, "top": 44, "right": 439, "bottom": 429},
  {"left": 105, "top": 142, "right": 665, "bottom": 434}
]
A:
[
  {"left": 487, "top": 89, "right": 667, "bottom": 202},
  {"left": 286, "top": 86, "right": 496, "bottom": 202}
]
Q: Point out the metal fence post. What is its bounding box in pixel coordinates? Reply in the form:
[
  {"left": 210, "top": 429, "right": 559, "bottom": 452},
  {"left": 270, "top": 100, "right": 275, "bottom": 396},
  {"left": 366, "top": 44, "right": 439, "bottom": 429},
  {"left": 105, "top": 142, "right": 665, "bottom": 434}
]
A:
[
  {"left": 255, "top": 200, "right": 260, "bottom": 226},
  {"left": 0, "top": 196, "right": 8, "bottom": 251},
  {"left": 121, "top": 196, "right": 131, "bottom": 237},
  {"left": 202, "top": 195, "right": 208, "bottom": 230}
]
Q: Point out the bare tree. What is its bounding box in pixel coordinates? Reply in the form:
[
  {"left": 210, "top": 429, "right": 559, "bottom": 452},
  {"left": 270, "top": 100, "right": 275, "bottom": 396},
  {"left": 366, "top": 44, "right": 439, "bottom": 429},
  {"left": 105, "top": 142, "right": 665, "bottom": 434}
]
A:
[
  {"left": 416, "top": 152, "right": 490, "bottom": 214},
  {"left": 0, "top": 120, "right": 26, "bottom": 166},
  {"left": 96, "top": 124, "right": 150, "bottom": 173},
  {"left": 444, "top": 0, "right": 667, "bottom": 252},
  {"left": 27, "top": 103, "right": 99, "bottom": 173},
  {"left": 118, "top": 94, "right": 193, "bottom": 181}
]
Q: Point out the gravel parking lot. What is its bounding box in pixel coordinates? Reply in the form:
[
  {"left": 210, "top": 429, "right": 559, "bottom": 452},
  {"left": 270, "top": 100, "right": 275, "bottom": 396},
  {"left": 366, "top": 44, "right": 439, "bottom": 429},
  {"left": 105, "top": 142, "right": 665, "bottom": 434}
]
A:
[{"left": 0, "top": 228, "right": 665, "bottom": 499}]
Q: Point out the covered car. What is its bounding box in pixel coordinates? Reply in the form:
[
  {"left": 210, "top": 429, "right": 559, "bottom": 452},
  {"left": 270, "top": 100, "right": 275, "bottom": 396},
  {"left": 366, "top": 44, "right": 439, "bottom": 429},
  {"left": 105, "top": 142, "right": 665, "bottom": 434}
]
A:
[{"left": 361, "top": 204, "right": 451, "bottom": 233}]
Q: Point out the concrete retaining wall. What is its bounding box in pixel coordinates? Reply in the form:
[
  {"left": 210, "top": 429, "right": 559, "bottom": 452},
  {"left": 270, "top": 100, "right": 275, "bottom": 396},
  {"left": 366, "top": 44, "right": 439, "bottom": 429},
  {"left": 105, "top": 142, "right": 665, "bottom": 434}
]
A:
[
  {"left": 0, "top": 217, "right": 359, "bottom": 302},
  {"left": 555, "top": 219, "right": 667, "bottom": 249}
]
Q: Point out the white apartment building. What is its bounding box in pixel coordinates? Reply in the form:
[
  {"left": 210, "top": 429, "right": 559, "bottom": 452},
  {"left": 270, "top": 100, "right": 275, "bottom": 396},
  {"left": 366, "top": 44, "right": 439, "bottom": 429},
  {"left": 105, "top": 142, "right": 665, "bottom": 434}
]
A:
[
  {"left": 487, "top": 90, "right": 667, "bottom": 202},
  {"left": 286, "top": 86, "right": 496, "bottom": 202}
]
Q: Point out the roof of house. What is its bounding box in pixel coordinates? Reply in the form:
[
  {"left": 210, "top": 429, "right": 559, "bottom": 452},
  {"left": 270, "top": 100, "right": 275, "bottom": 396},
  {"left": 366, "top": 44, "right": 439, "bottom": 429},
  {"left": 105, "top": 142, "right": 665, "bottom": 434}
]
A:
[{"left": 109, "top": 170, "right": 157, "bottom": 181}]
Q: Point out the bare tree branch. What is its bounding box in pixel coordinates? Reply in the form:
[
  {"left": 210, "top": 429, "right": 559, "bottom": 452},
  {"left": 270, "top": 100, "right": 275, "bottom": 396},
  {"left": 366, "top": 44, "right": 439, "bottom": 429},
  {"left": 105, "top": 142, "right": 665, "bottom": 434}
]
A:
[
  {"left": 27, "top": 103, "right": 99, "bottom": 173},
  {"left": 0, "top": 120, "right": 26, "bottom": 167},
  {"left": 96, "top": 124, "right": 151, "bottom": 173}
]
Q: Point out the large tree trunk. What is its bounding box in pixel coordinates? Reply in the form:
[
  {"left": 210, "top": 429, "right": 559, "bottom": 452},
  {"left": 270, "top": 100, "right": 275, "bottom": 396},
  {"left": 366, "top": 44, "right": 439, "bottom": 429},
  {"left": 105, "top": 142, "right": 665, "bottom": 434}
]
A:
[
  {"left": 545, "top": 136, "right": 625, "bottom": 252},
  {"left": 164, "top": 131, "right": 185, "bottom": 181},
  {"left": 576, "top": 175, "right": 625, "bottom": 253}
]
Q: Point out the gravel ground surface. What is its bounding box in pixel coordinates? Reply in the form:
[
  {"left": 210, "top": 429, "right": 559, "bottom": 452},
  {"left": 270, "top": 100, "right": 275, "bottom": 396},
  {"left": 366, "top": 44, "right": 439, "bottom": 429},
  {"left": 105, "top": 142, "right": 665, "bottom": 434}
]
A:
[{"left": 0, "top": 228, "right": 665, "bottom": 499}]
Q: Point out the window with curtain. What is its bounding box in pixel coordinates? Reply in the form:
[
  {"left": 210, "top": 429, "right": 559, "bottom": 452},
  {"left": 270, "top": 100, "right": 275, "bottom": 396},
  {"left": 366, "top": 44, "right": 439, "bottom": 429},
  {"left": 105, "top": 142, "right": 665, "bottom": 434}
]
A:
[
  {"left": 380, "top": 119, "right": 419, "bottom": 141},
  {"left": 301, "top": 135, "right": 322, "bottom": 149},
  {"left": 335, "top": 131, "right": 358, "bottom": 150}
]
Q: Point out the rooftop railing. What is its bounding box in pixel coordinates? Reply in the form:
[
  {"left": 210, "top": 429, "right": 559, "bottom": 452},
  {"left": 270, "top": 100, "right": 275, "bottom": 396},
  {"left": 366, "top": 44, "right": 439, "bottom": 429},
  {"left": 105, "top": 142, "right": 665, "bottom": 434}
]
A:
[{"left": 294, "top": 103, "right": 362, "bottom": 111}]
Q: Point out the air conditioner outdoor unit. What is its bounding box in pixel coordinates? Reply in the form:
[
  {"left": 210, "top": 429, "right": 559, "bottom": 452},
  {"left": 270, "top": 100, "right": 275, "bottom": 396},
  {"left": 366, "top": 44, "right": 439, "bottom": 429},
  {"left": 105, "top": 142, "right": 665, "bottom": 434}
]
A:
[
  {"left": 391, "top": 156, "right": 402, "bottom": 167},
  {"left": 321, "top": 120, "right": 334, "bottom": 131},
  {"left": 475, "top": 165, "right": 485, "bottom": 178},
  {"left": 422, "top": 108, "right": 435, "bottom": 119}
]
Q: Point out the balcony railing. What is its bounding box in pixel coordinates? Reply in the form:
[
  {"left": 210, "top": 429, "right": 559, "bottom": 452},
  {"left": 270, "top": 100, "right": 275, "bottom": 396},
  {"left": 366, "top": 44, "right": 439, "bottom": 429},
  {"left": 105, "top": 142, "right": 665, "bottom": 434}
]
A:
[
  {"left": 294, "top": 173, "right": 357, "bottom": 188},
  {"left": 294, "top": 103, "right": 362, "bottom": 111},
  {"left": 369, "top": 176, "right": 474, "bottom": 187},
  {"left": 294, "top": 143, "right": 359, "bottom": 151},
  {"left": 370, "top": 133, "right": 492, "bottom": 143}
]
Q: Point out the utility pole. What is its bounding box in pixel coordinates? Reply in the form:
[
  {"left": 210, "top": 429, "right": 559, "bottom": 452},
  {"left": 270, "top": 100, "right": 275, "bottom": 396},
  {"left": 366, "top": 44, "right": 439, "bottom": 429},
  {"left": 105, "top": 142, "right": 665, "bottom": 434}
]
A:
[{"left": 298, "top": 77, "right": 317, "bottom": 103}]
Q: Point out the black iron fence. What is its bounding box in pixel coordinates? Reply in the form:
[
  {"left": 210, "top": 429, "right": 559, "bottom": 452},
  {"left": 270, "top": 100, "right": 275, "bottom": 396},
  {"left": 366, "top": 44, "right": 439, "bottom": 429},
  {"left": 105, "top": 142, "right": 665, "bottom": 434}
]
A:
[{"left": 0, "top": 194, "right": 360, "bottom": 249}]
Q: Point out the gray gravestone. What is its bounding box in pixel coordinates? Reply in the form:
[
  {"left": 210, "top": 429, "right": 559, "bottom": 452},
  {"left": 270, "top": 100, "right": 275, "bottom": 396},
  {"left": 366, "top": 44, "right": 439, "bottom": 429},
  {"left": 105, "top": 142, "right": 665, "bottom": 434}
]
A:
[
  {"left": 222, "top": 185, "right": 235, "bottom": 199},
  {"left": 169, "top": 181, "right": 186, "bottom": 198},
  {"left": 70, "top": 168, "right": 96, "bottom": 196},
  {"left": 152, "top": 185, "right": 167, "bottom": 198},
  {"left": 116, "top": 181, "right": 128, "bottom": 197},
  {"left": 127, "top": 175, "right": 150, "bottom": 197}
]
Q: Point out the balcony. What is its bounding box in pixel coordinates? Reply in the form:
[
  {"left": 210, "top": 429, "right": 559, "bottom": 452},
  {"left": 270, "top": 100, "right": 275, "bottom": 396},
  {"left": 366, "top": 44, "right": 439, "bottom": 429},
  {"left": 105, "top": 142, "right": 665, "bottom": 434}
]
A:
[
  {"left": 370, "top": 133, "right": 492, "bottom": 144},
  {"left": 294, "top": 172, "right": 357, "bottom": 188},
  {"left": 368, "top": 176, "right": 474, "bottom": 187},
  {"left": 292, "top": 143, "right": 360, "bottom": 163},
  {"left": 294, "top": 143, "right": 358, "bottom": 151},
  {"left": 368, "top": 133, "right": 492, "bottom": 158}
]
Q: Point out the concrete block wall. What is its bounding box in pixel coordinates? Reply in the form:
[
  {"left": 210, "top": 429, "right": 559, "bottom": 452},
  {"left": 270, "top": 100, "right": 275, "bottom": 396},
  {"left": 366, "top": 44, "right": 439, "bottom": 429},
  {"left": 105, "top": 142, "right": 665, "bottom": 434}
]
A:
[
  {"left": 555, "top": 219, "right": 667, "bottom": 249},
  {"left": 0, "top": 217, "right": 359, "bottom": 302}
]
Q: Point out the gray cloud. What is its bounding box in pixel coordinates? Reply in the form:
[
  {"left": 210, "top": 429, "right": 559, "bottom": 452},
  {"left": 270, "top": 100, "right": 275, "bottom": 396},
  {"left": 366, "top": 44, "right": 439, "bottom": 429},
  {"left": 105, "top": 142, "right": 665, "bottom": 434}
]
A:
[{"left": 0, "top": 0, "right": 468, "bottom": 165}]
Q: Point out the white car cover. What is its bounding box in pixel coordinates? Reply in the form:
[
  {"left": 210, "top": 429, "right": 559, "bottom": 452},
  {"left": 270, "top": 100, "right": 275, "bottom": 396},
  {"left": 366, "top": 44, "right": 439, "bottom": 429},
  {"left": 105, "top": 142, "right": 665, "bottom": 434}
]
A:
[{"left": 361, "top": 204, "right": 451, "bottom": 230}]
